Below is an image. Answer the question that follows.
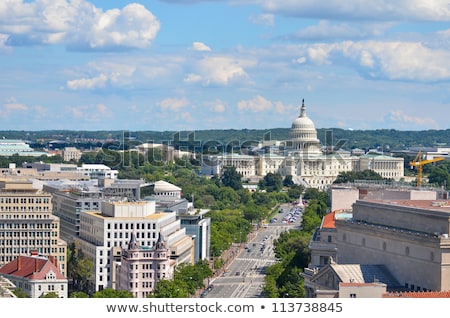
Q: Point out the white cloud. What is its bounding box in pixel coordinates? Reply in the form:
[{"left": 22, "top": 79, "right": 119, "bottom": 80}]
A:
[
  {"left": 307, "top": 45, "right": 332, "bottom": 64},
  {"left": 289, "top": 20, "right": 392, "bottom": 41},
  {"left": 249, "top": 13, "right": 275, "bottom": 27},
  {"left": 184, "top": 73, "right": 203, "bottom": 84},
  {"left": 293, "top": 56, "right": 306, "bottom": 64},
  {"left": 204, "top": 99, "right": 227, "bottom": 112},
  {"left": 158, "top": 97, "right": 189, "bottom": 111},
  {"left": 66, "top": 74, "right": 108, "bottom": 90},
  {"left": 299, "top": 40, "right": 450, "bottom": 81},
  {"left": 237, "top": 95, "right": 273, "bottom": 112},
  {"left": 65, "top": 60, "right": 138, "bottom": 90},
  {"left": 80, "top": 3, "right": 160, "bottom": 50},
  {"left": 66, "top": 103, "right": 112, "bottom": 121},
  {"left": 387, "top": 110, "right": 439, "bottom": 129},
  {"left": 192, "top": 41, "right": 211, "bottom": 51},
  {"left": 258, "top": 0, "right": 450, "bottom": 21},
  {"left": 342, "top": 41, "right": 450, "bottom": 81},
  {"left": 0, "top": 1, "right": 160, "bottom": 50},
  {"left": 2, "top": 99, "right": 28, "bottom": 113},
  {"left": 186, "top": 56, "right": 253, "bottom": 86}
]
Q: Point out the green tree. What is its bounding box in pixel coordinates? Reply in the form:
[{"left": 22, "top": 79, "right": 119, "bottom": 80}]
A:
[
  {"left": 243, "top": 202, "right": 264, "bottom": 224},
  {"left": 13, "top": 288, "right": 29, "bottom": 298},
  {"left": 93, "top": 288, "right": 134, "bottom": 298},
  {"left": 333, "top": 169, "right": 384, "bottom": 184},
  {"left": 287, "top": 185, "right": 304, "bottom": 201},
  {"left": 220, "top": 166, "right": 242, "bottom": 190},
  {"left": 301, "top": 209, "right": 322, "bottom": 234},
  {"left": 274, "top": 230, "right": 311, "bottom": 270},
  {"left": 428, "top": 165, "right": 450, "bottom": 188},
  {"left": 283, "top": 175, "right": 295, "bottom": 187},
  {"left": 40, "top": 292, "right": 59, "bottom": 298},
  {"left": 149, "top": 279, "right": 189, "bottom": 298},
  {"left": 67, "top": 242, "right": 94, "bottom": 295},
  {"left": 259, "top": 172, "right": 283, "bottom": 192},
  {"left": 69, "top": 291, "right": 89, "bottom": 298}
]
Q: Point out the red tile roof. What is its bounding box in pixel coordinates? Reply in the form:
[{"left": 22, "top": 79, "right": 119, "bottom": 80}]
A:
[
  {"left": 383, "top": 291, "right": 450, "bottom": 298},
  {"left": 322, "top": 211, "right": 336, "bottom": 229},
  {"left": 0, "top": 255, "right": 64, "bottom": 280}
]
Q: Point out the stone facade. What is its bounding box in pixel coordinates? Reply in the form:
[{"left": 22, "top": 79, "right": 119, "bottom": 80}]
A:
[
  {"left": 116, "top": 233, "right": 174, "bottom": 298},
  {"left": 336, "top": 199, "right": 450, "bottom": 292},
  {"left": 0, "top": 179, "right": 67, "bottom": 277}
]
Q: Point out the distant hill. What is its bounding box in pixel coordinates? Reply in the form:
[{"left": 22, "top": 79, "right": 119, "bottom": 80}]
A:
[{"left": 1, "top": 128, "right": 449, "bottom": 151}]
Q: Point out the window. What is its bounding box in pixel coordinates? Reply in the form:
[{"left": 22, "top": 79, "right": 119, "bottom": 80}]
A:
[{"left": 350, "top": 293, "right": 356, "bottom": 298}]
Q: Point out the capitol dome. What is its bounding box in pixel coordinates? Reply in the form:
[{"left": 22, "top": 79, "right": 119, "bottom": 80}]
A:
[
  {"left": 291, "top": 105, "right": 316, "bottom": 130},
  {"left": 289, "top": 99, "right": 322, "bottom": 155}
]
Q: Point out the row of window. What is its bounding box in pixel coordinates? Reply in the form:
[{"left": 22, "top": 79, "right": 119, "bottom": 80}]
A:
[
  {"left": 0, "top": 197, "right": 50, "bottom": 204},
  {"left": 0, "top": 223, "right": 56, "bottom": 229},
  {"left": 128, "top": 263, "right": 166, "bottom": 271},
  {"left": 107, "top": 231, "right": 157, "bottom": 239},
  {"left": 0, "top": 239, "right": 58, "bottom": 246},
  {"left": 37, "top": 284, "right": 64, "bottom": 291},
  {"left": 0, "top": 206, "right": 50, "bottom": 212},
  {"left": 107, "top": 222, "right": 157, "bottom": 230},
  {"left": 0, "top": 231, "right": 54, "bottom": 237},
  {"left": 0, "top": 213, "right": 52, "bottom": 219},
  {"left": 106, "top": 240, "right": 154, "bottom": 248}
]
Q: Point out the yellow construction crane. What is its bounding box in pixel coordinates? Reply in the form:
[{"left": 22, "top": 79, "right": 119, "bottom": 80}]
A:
[{"left": 409, "top": 151, "right": 445, "bottom": 187}]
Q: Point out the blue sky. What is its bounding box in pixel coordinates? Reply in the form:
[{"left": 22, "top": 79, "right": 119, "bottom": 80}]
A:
[{"left": 1, "top": 0, "right": 450, "bottom": 131}]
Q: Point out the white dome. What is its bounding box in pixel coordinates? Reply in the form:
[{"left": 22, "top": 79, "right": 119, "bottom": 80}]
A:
[
  {"left": 291, "top": 115, "right": 316, "bottom": 130},
  {"left": 289, "top": 99, "right": 322, "bottom": 154},
  {"left": 291, "top": 100, "right": 316, "bottom": 130},
  {"left": 153, "top": 180, "right": 181, "bottom": 192}
]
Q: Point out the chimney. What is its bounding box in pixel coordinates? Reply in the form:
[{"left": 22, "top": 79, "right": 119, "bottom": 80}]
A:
[{"left": 17, "top": 256, "right": 21, "bottom": 271}]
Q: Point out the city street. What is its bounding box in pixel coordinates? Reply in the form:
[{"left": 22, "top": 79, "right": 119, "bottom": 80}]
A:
[{"left": 202, "top": 203, "right": 302, "bottom": 298}]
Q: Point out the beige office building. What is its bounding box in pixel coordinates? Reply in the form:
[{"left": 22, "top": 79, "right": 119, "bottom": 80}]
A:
[
  {"left": 0, "top": 178, "right": 67, "bottom": 277},
  {"left": 336, "top": 199, "right": 450, "bottom": 292}
]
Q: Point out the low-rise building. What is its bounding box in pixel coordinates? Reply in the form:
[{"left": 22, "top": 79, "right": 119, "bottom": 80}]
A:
[
  {"left": 0, "top": 252, "right": 68, "bottom": 298},
  {"left": 62, "top": 147, "right": 82, "bottom": 162},
  {"left": 0, "top": 139, "right": 48, "bottom": 157}
]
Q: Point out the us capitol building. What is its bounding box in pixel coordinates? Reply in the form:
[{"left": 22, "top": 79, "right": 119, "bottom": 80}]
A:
[{"left": 201, "top": 100, "right": 404, "bottom": 189}]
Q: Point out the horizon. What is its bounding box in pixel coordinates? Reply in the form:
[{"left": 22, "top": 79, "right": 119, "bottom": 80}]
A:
[
  {"left": 1, "top": 127, "right": 449, "bottom": 134},
  {"left": 2, "top": 1, "right": 450, "bottom": 131}
]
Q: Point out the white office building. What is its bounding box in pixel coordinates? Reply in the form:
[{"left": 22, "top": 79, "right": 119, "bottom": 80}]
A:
[{"left": 76, "top": 200, "right": 193, "bottom": 292}]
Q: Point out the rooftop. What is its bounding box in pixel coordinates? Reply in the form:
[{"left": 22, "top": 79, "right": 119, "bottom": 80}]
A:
[
  {"left": 365, "top": 199, "right": 450, "bottom": 213},
  {"left": 322, "top": 211, "right": 336, "bottom": 229},
  {"left": 331, "top": 264, "right": 400, "bottom": 287},
  {"left": 383, "top": 290, "right": 450, "bottom": 298}
]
